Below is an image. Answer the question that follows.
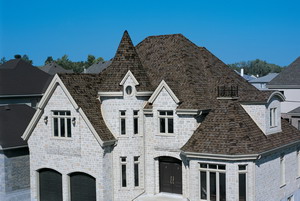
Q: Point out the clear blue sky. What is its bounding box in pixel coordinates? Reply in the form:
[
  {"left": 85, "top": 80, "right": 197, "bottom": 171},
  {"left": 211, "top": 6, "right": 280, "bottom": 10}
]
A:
[{"left": 1, "top": 0, "right": 299, "bottom": 66}]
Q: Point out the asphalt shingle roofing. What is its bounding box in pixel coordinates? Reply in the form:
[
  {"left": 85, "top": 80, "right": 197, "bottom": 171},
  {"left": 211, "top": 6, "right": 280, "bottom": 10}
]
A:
[
  {"left": 40, "top": 62, "right": 73, "bottom": 75},
  {"left": 0, "top": 104, "right": 35, "bottom": 149},
  {"left": 0, "top": 59, "right": 52, "bottom": 96},
  {"left": 86, "top": 60, "right": 112, "bottom": 74},
  {"left": 249, "top": 73, "right": 278, "bottom": 83},
  {"left": 56, "top": 31, "right": 300, "bottom": 154},
  {"left": 268, "top": 57, "right": 300, "bottom": 86}
]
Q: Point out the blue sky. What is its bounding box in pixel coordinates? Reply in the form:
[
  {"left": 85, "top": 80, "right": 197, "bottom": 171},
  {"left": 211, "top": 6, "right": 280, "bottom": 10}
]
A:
[{"left": 1, "top": 0, "right": 299, "bottom": 66}]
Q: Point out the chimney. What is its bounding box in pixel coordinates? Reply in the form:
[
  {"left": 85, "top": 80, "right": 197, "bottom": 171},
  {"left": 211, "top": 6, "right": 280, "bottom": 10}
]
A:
[{"left": 241, "top": 68, "right": 244, "bottom": 77}]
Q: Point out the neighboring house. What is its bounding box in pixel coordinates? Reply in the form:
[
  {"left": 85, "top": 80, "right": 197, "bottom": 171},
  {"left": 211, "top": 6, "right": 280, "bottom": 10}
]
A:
[
  {"left": 22, "top": 32, "right": 300, "bottom": 201},
  {"left": 249, "top": 73, "right": 278, "bottom": 90},
  {"left": 39, "top": 62, "right": 73, "bottom": 75},
  {"left": 0, "top": 59, "right": 51, "bottom": 201},
  {"left": 267, "top": 57, "right": 300, "bottom": 127},
  {"left": 234, "top": 69, "right": 257, "bottom": 81},
  {"left": 85, "top": 60, "right": 112, "bottom": 74}
]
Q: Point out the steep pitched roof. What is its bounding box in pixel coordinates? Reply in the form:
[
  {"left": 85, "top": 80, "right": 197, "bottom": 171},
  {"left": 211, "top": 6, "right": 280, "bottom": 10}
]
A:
[
  {"left": 0, "top": 104, "right": 35, "bottom": 149},
  {"left": 136, "top": 34, "right": 265, "bottom": 110},
  {"left": 86, "top": 60, "right": 112, "bottom": 74},
  {"left": 182, "top": 100, "right": 300, "bottom": 155},
  {"left": 58, "top": 73, "right": 115, "bottom": 142},
  {"left": 268, "top": 57, "right": 300, "bottom": 87},
  {"left": 40, "top": 62, "right": 73, "bottom": 75},
  {"left": 288, "top": 106, "right": 300, "bottom": 114},
  {"left": 0, "top": 59, "right": 52, "bottom": 95},
  {"left": 98, "top": 31, "right": 153, "bottom": 92}
]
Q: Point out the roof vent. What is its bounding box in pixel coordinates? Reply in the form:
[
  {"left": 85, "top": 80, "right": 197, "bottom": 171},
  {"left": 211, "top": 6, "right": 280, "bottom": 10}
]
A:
[{"left": 217, "top": 85, "right": 239, "bottom": 99}]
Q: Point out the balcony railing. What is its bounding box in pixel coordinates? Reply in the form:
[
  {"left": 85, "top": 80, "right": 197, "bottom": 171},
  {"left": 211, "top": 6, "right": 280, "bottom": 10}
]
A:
[{"left": 217, "top": 86, "right": 238, "bottom": 98}]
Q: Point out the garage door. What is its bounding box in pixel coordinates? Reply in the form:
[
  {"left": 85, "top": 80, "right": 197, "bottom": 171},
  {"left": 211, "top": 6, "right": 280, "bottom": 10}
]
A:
[
  {"left": 70, "top": 172, "right": 96, "bottom": 201},
  {"left": 39, "top": 169, "right": 63, "bottom": 201}
]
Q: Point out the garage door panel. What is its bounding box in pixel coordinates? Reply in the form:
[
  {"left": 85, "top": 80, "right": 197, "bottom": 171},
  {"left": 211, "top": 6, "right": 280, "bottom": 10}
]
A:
[
  {"left": 39, "top": 169, "right": 63, "bottom": 201},
  {"left": 70, "top": 172, "right": 96, "bottom": 201}
]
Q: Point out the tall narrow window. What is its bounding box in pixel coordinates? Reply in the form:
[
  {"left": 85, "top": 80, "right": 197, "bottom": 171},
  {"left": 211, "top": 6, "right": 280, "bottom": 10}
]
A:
[
  {"left": 199, "top": 163, "right": 226, "bottom": 201},
  {"left": 133, "top": 111, "right": 139, "bottom": 134},
  {"left": 159, "top": 111, "right": 174, "bottom": 134},
  {"left": 120, "top": 111, "right": 126, "bottom": 135},
  {"left": 52, "top": 111, "right": 72, "bottom": 137},
  {"left": 120, "top": 157, "right": 127, "bottom": 187},
  {"left": 134, "top": 156, "right": 139, "bottom": 187},
  {"left": 298, "top": 150, "right": 300, "bottom": 178},
  {"left": 270, "top": 108, "right": 277, "bottom": 127},
  {"left": 238, "top": 165, "right": 247, "bottom": 201},
  {"left": 280, "top": 155, "right": 285, "bottom": 186}
]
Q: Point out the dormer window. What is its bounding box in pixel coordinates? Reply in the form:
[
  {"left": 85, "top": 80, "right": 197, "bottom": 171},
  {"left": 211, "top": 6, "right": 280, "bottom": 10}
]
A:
[
  {"left": 125, "top": 86, "right": 133, "bottom": 95},
  {"left": 270, "top": 108, "right": 277, "bottom": 127},
  {"left": 159, "top": 111, "right": 174, "bottom": 134}
]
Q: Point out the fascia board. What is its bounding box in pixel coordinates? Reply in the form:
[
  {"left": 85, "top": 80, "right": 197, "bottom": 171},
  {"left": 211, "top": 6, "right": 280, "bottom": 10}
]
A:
[{"left": 148, "top": 80, "right": 180, "bottom": 104}]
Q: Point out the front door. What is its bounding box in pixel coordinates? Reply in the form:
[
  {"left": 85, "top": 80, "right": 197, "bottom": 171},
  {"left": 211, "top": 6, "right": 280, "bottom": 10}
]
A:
[{"left": 159, "top": 157, "right": 182, "bottom": 194}]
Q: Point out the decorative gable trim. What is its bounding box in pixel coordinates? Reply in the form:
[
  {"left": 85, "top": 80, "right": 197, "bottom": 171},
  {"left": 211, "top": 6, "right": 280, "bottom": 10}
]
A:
[
  {"left": 22, "top": 75, "right": 111, "bottom": 147},
  {"left": 119, "top": 70, "right": 139, "bottom": 86},
  {"left": 267, "top": 91, "right": 285, "bottom": 102},
  {"left": 148, "top": 80, "right": 180, "bottom": 104}
]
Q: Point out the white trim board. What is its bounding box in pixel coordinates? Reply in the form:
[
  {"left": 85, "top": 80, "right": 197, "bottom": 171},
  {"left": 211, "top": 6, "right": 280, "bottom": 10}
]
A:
[{"left": 148, "top": 80, "right": 180, "bottom": 104}]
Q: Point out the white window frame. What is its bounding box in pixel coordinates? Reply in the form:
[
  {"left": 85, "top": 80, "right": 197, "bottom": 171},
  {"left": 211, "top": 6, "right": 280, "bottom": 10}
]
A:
[
  {"left": 280, "top": 155, "right": 286, "bottom": 187},
  {"left": 52, "top": 111, "right": 72, "bottom": 138},
  {"left": 270, "top": 108, "right": 277, "bottom": 127},
  {"left": 120, "top": 111, "right": 126, "bottom": 135},
  {"left": 158, "top": 110, "right": 174, "bottom": 134},
  {"left": 134, "top": 156, "right": 140, "bottom": 187},
  {"left": 238, "top": 164, "right": 248, "bottom": 201},
  {"left": 133, "top": 110, "right": 139, "bottom": 135},
  {"left": 199, "top": 163, "right": 226, "bottom": 201},
  {"left": 120, "top": 157, "right": 127, "bottom": 188}
]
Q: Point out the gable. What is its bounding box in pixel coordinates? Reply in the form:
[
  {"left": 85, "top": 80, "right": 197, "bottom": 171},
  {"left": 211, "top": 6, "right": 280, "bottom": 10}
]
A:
[{"left": 148, "top": 80, "right": 180, "bottom": 105}]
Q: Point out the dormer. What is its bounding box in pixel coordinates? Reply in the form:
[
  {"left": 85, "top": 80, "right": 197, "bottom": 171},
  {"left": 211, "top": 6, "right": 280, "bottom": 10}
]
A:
[
  {"left": 120, "top": 70, "right": 139, "bottom": 99},
  {"left": 241, "top": 91, "right": 285, "bottom": 135}
]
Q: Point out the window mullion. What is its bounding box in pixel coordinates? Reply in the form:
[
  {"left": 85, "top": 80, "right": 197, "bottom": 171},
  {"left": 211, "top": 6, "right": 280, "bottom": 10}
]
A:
[
  {"left": 58, "top": 117, "right": 61, "bottom": 137},
  {"left": 216, "top": 172, "right": 220, "bottom": 201},
  {"left": 207, "top": 170, "right": 210, "bottom": 201}
]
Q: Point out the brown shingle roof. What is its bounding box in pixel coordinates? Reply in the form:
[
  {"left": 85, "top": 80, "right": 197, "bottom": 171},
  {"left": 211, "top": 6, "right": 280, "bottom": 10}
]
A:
[
  {"left": 182, "top": 100, "right": 300, "bottom": 155},
  {"left": 58, "top": 73, "right": 115, "bottom": 142}
]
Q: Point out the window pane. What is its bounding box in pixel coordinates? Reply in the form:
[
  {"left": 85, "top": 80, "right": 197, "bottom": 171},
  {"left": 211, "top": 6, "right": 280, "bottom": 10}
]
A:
[
  {"left": 209, "top": 164, "right": 217, "bottom": 169},
  {"left": 66, "top": 111, "right": 71, "bottom": 116},
  {"left": 60, "top": 118, "right": 65, "bottom": 137},
  {"left": 167, "top": 111, "right": 173, "bottom": 115},
  {"left": 239, "top": 165, "right": 246, "bottom": 171},
  {"left": 134, "top": 118, "right": 138, "bottom": 134},
  {"left": 160, "top": 118, "right": 165, "bottom": 133},
  {"left": 134, "top": 163, "right": 139, "bottom": 187},
  {"left": 121, "top": 119, "right": 126, "bottom": 135},
  {"left": 134, "top": 156, "right": 139, "bottom": 162},
  {"left": 219, "top": 165, "right": 226, "bottom": 170},
  {"left": 54, "top": 118, "right": 58, "bottom": 136},
  {"left": 67, "top": 118, "right": 71, "bottom": 137},
  {"left": 239, "top": 173, "right": 246, "bottom": 201},
  {"left": 200, "top": 163, "right": 207, "bottom": 168},
  {"left": 210, "top": 172, "right": 216, "bottom": 201},
  {"left": 54, "top": 111, "right": 58, "bottom": 115},
  {"left": 122, "top": 164, "right": 126, "bottom": 187},
  {"left": 134, "top": 111, "right": 138, "bottom": 116},
  {"left": 159, "top": 111, "right": 166, "bottom": 116},
  {"left": 168, "top": 118, "right": 173, "bottom": 133},
  {"left": 220, "top": 173, "right": 226, "bottom": 201},
  {"left": 121, "top": 157, "right": 126, "bottom": 162},
  {"left": 120, "top": 111, "right": 125, "bottom": 116},
  {"left": 200, "top": 171, "right": 207, "bottom": 199}
]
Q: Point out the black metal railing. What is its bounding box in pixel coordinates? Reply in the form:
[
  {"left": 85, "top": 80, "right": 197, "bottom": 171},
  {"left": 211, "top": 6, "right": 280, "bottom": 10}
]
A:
[{"left": 217, "top": 86, "right": 238, "bottom": 98}]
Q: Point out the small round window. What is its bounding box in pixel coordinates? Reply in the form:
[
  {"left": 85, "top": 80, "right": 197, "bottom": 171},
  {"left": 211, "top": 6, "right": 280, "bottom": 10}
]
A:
[{"left": 125, "top": 86, "right": 133, "bottom": 95}]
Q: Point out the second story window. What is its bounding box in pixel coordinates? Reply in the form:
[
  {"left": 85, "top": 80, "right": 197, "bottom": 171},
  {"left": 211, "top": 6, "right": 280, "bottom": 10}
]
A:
[
  {"left": 120, "top": 157, "right": 127, "bottom": 187},
  {"left": 280, "top": 155, "right": 285, "bottom": 186},
  {"left": 120, "top": 111, "right": 126, "bottom": 135},
  {"left": 53, "top": 111, "right": 72, "bottom": 137},
  {"left": 159, "top": 111, "right": 174, "bottom": 134},
  {"left": 239, "top": 165, "right": 247, "bottom": 201},
  {"left": 270, "top": 108, "right": 277, "bottom": 127},
  {"left": 133, "top": 111, "right": 139, "bottom": 134}
]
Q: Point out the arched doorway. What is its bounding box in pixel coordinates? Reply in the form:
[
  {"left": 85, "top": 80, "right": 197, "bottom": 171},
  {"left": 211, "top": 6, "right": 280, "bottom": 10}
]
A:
[
  {"left": 69, "top": 172, "right": 96, "bottom": 201},
  {"left": 159, "top": 156, "right": 182, "bottom": 194},
  {"left": 39, "top": 168, "right": 63, "bottom": 201}
]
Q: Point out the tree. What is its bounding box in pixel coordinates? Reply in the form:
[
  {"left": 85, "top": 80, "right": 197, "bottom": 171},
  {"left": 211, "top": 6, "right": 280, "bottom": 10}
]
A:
[
  {"left": 21, "top": 54, "right": 33, "bottom": 64},
  {"left": 44, "top": 56, "right": 54, "bottom": 65},
  {"left": 87, "top": 54, "right": 96, "bottom": 67},
  {"left": 0, "top": 57, "right": 6, "bottom": 64}
]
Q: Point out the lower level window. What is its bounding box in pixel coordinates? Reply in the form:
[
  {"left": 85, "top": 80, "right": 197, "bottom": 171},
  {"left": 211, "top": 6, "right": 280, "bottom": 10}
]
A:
[
  {"left": 238, "top": 165, "right": 247, "bottom": 201},
  {"left": 121, "top": 157, "right": 127, "bottom": 187},
  {"left": 134, "top": 156, "right": 139, "bottom": 187},
  {"left": 200, "top": 163, "right": 226, "bottom": 201}
]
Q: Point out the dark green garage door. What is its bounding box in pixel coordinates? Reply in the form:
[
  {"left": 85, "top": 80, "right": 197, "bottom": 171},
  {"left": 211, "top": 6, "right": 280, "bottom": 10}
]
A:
[
  {"left": 39, "top": 169, "right": 63, "bottom": 201},
  {"left": 70, "top": 172, "right": 96, "bottom": 201}
]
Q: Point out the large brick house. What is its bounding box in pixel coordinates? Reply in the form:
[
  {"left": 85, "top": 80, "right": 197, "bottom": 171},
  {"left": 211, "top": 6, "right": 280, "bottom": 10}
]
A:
[{"left": 22, "top": 31, "right": 300, "bottom": 201}]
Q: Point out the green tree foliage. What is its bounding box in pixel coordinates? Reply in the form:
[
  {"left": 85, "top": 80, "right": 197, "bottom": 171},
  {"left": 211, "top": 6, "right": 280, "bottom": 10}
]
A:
[
  {"left": 228, "top": 59, "right": 283, "bottom": 77},
  {"left": 44, "top": 56, "right": 54, "bottom": 64},
  {"left": 0, "top": 57, "right": 7, "bottom": 64},
  {"left": 21, "top": 54, "right": 33, "bottom": 64}
]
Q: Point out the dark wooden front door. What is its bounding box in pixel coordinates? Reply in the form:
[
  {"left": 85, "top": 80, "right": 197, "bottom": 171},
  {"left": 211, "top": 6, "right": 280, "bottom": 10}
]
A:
[{"left": 159, "top": 157, "right": 182, "bottom": 194}]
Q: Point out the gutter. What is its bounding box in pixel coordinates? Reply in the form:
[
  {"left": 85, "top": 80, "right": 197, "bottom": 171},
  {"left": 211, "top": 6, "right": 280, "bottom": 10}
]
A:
[
  {"left": 0, "top": 145, "right": 28, "bottom": 151},
  {"left": 0, "top": 94, "right": 44, "bottom": 98}
]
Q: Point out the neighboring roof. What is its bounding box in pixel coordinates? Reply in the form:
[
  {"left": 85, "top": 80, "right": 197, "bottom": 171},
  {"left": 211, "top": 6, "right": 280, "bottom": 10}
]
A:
[
  {"left": 58, "top": 74, "right": 115, "bottom": 142},
  {"left": 182, "top": 100, "right": 300, "bottom": 155},
  {"left": 98, "top": 31, "right": 153, "bottom": 92},
  {"left": 0, "top": 104, "right": 35, "bottom": 149},
  {"left": 268, "top": 57, "right": 300, "bottom": 87},
  {"left": 249, "top": 73, "right": 278, "bottom": 83},
  {"left": 136, "top": 34, "right": 267, "bottom": 109},
  {"left": 234, "top": 70, "right": 257, "bottom": 81},
  {"left": 40, "top": 62, "right": 73, "bottom": 75},
  {"left": 85, "top": 60, "right": 112, "bottom": 74},
  {"left": 0, "top": 59, "right": 52, "bottom": 96},
  {"left": 288, "top": 106, "right": 300, "bottom": 114}
]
